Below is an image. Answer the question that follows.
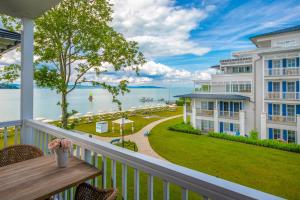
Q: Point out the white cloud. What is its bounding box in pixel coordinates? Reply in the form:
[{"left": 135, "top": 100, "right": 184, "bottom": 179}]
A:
[
  {"left": 0, "top": 49, "right": 20, "bottom": 66},
  {"left": 111, "top": 0, "right": 212, "bottom": 58},
  {"left": 79, "top": 60, "right": 212, "bottom": 86}
]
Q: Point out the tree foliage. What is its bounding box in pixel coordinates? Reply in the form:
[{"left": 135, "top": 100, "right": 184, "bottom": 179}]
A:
[{"left": 0, "top": 0, "right": 145, "bottom": 128}]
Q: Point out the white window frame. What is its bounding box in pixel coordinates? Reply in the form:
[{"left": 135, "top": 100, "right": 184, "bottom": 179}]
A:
[
  {"left": 287, "top": 130, "right": 296, "bottom": 143},
  {"left": 287, "top": 105, "right": 295, "bottom": 117},
  {"left": 273, "top": 60, "right": 281, "bottom": 68},
  {"left": 273, "top": 129, "right": 281, "bottom": 140},
  {"left": 273, "top": 82, "right": 280, "bottom": 92},
  {"left": 273, "top": 104, "right": 280, "bottom": 115},
  {"left": 287, "top": 82, "right": 295, "bottom": 92},
  {"left": 287, "top": 58, "right": 296, "bottom": 68}
]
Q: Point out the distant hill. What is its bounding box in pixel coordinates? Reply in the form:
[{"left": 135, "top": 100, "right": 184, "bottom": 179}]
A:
[
  {"left": 0, "top": 83, "right": 164, "bottom": 89},
  {"left": 128, "top": 85, "right": 164, "bottom": 89},
  {"left": 0, "top": 83, "right": 19, "bottom": 89}
]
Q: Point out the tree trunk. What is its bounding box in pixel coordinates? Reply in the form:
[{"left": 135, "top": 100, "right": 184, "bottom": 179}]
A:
[{"left": 61, "top": 92, "right": 68, "bottom": 129}]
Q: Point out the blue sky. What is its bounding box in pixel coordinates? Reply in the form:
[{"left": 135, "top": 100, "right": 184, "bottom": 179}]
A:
[
  {"left": 157, "top": 0, "right": 300, "bottom": 71},
  {"left": 109, "top": 0, "right": 300, "bottom": 85},
  {"left": 1, "top": 0, "right": 300, "bottom": 86}
]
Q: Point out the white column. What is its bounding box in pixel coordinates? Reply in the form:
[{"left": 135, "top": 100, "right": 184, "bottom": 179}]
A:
[
  {"left": 297, "top": 115, "right": 300, "bottom": 144},
  {"left": 20, "top": 18, "right": 34, "bottom": 145},
  {"left": 260, "top": 112, "right": 267, "bottom": 139},
  {"left": 239, "top": 110, "right": 245, "bottom": 136},
  {"left": 183, "top": 103, "right": 187, "bottom": 123},
  {"left": 191, "top": 99, "right": 196, "bottom": 128},
  {"left": 214, "top": 100, "right": 218, "bottom": 132}
]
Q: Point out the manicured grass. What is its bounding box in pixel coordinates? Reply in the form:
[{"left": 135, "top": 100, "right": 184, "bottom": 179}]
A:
[
  {"left": 73, "top": 107, "right": 182, "bottom": 137},
  {"left": 149, "top": 117, "right": 300, "bottom": 200}
]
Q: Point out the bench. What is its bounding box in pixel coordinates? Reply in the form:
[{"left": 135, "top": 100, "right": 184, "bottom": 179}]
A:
[{"left": 110, "top": 138, "right": 121, "bottom": 144}]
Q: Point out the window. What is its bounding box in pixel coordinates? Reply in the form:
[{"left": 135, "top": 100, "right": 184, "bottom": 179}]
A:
[
  {"left": 239, "top": 84, "right": 245, "bottom": 92},
  {"left": 273, "top": 104, "right": 280, "bottom": 115},
  {"left": 233, "top": 124, "right": 239, "bottom": 133},
  {"left": 273, "top": 129, "right": 281, "bottom": 140},
  {"left": 287, "top": 82, "right": 295, "bottom": 92},
  {"left": 201, "top": 120, "right": 214, "bottom": 131},
  {"left": 232, "top": 84, "right": 239, "bottom": 92},
  {"left": 245, "top": 84, "right": 251, "bottom": 92},
  {"left": 273, "top": 82, "right": 280, "bottom": 92},
  {"left": 273, "top": 60, "right": 281, "bottom": 68},
  {"left": 201, "top": 102, "right": 208, "bottom": 110},
  {"left": 288, "top": 130, "right": 296, "bottom": 143},
  {"left": 287, "top": 58, "right": 296, "bottom": 68},
  {"left": 208, "top": 102, "right": 214, "bottom": 110},
  {"left": 223, "top": 122, "right": 230, "bottom": 133},
  {"left": 226, "top": 84, "right": 231, "bottom": 92},
  {"left": 223, "top": 102, "right": 229, "bottom": 111},
  {"left": 232, "top": 67, "right": 239, "bottom": 73},
  {"left": 239, "top": 67, "right": 245, "bottom": 73},
  {"left": 245, "top": 66, "right": 252, "bottom": 73},
  {"left": 287, "top": 105, "right": 295, "bottom": 116}
]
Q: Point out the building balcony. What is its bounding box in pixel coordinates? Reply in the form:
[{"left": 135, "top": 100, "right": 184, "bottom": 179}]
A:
[
  {"left": 196, "top": 109, "right": 214, "bottom": 117},
  {"left": 219, "top": 111, "right": 239, "bottom": 120},
  {"left": 0, "top": 119, "right": 282, "bottom": 200},
  {"left": 268, "top": 115, "right": 297, "bottom": 126},
  {"left": 266, "top": 92, "right": 300, "bottom": 100},
  {"left": 265, "top": 67, "right": 300, "bottom": 76}
]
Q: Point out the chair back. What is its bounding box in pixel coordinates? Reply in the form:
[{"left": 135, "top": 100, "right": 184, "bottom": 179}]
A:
[
  {"left": 0, "top": 145, "right": 44, "bottom": 167},
  {"left": 75, "top": 183, "right": 117, "bottom": 200}
]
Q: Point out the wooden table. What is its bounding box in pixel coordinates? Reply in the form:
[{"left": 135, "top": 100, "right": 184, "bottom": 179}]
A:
[{"left": 0, "top": 156, "right": 102, "bottom": 200}]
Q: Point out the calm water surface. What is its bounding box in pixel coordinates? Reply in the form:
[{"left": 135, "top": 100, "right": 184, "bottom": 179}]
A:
[{"left": 0, "top": 87, "right": 191, "bottom": 122}]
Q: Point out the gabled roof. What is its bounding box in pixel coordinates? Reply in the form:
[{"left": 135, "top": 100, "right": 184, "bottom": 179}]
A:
[
  {"left": 174, "top": 93, "right": 250, "bottom": 101},
  {"left": 250, "top": 25, "right": 300, "bottom": 40},
  {"left": 0, "top": 29, "right": 21, "bottom": 55}
]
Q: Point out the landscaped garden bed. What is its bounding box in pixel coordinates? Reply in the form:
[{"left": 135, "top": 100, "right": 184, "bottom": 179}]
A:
[
  {"left": 209, "top": 132, "right": 300, "bottom": 153},
  {"left": 168, "top": 122, "right": 201, "bottom": 135}
]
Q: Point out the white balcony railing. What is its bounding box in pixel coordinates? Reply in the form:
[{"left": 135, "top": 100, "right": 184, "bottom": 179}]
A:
[
  {"left": 196, "top": 109, "right": 214, "bottom": 117},
  {"left": 0, "top": 120, "right": 22, "bottom": 148},
  {"left": 219, "top": 111, "right": 239, "bottom": 120},
  {"left": 268, "top": 115, "right": 297, "bottom": 126},
  {"left": 265, "top": 68, "right": 300, "bottom": 76},
  {"left": 265, "top": 92, "right": 300, "bottom": 100},
  {"left": 0, "top": 119, "right": 283, "bottom": 200}
]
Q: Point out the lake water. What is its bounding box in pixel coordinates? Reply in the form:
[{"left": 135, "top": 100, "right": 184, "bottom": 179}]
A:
[{"left": 0, "top": 87, "right": 191, "bottom": 122}]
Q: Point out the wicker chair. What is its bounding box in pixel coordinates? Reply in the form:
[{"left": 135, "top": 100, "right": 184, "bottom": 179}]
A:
[
  {"left": 0, "top": 144, "right": 44, "bottom": 167},
  {"left": 75, "top": 183, "right": 117, "bottom": 200}
]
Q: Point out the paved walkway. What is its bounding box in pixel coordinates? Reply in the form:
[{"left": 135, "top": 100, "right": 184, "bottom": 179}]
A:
[{"left": 75, "top": 115, "right": 182, "bottom": 160}]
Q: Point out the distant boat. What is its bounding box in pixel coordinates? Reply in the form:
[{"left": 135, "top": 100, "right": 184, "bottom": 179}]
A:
[
  {"left": 157, "top": 98, "right": 165, "bottom": 102},
  {"left": 139, "top": 97, "right": 154, "bottom": 102}
]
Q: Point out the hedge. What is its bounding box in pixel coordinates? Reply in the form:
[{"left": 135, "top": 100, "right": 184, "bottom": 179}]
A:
[
  {"left": 208, "top": 132, "right": 300, "bottom": 153},
  {"left": 169, "top": 123, "right": 201, "bottom": 135}
]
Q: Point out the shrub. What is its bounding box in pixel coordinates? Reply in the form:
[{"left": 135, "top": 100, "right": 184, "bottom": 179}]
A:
[
  {"left": 115, "top": 140, "right": 138, "bottom": 152},
  {"left": 249, "top": 129, "right": 258, "bottom": 140},
  {"left": 175, "top": 99, "right": 184, "bottom": 106},
  {"left": 208, "top": 132, "right": 300, "bottom": 153},
  {"left": 169, "top": 122, "right": 201, "bottom": 135}
]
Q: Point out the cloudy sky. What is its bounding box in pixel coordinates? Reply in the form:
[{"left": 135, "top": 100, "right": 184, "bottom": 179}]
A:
[{"left": 1, "top": 0, "right": 300, "bottom": 87}]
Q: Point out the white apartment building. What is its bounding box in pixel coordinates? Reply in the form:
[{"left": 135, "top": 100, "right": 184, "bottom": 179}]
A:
[{"left": 176, "top": 25, "right": 300, "bottom": 144}]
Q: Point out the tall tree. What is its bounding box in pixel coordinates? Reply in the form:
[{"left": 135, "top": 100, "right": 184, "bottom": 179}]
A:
[{"left": 0, "top": 0, "right": 145, "bottom": 129}]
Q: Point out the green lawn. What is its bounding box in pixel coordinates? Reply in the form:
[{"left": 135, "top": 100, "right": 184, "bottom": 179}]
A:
[
  {"left": 149, "top": 117, "right": 300, "bottom": 200},
  {"left": 73, "top": 107, "right": 182, "bottom": 137}
]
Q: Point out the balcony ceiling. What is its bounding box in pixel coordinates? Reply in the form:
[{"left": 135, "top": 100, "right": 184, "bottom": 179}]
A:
[
  {"left": 0, "top": 0, "right": 61, "bottom": 19},
  {"left": 0, "top": 29, "right": 21, "bottom": 55}
]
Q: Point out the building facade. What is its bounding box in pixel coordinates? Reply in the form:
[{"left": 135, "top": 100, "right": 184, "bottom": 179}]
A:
[{"left": 177, "top": 25, "right": 300, "bottom": 144}]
